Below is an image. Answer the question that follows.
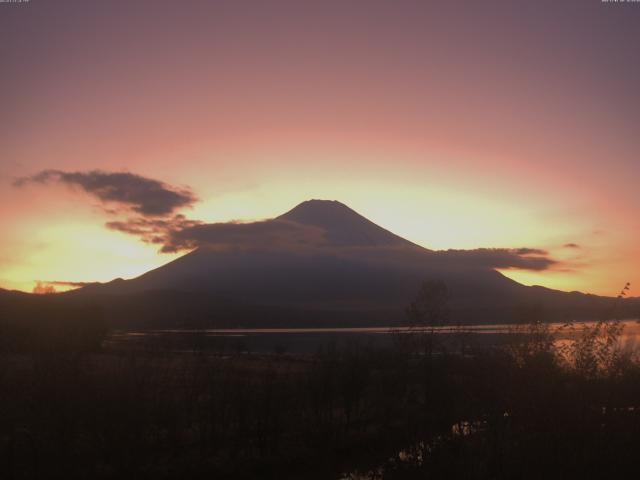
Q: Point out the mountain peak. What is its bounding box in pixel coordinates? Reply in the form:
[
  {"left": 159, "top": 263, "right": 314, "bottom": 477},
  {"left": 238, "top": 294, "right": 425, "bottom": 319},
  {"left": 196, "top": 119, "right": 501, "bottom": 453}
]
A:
[
  {"left": 279, "top": 199, "right": 413, "bottom": 248},
  {"left": 280, "top": 199, "right": 355, "bottom": 219}
]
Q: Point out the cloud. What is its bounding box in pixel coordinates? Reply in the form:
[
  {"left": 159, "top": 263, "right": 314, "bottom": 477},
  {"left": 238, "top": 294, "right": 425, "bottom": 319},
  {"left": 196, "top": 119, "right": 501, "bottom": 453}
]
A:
[
  {"left": 12, "top": 169, "right": 306, "bottom": 254},
  {"left": 106, "top": 214, "right": 203, "bottom": 250},
  {"left": 14, "top": 169, "right": 197, "bottom": 217},
  {"left": 512, "top": 248, "right": 548, "bottom": 255},
  {"left": 164, "top": 219, "right": 327, "bottom": 253},
  {"left": 563, "top": 243, "right": 580, "bottom": 249},
  {"left": 12, "top": 169, "right": 560, "bottom": 273},
  {"left": 33, "top": 281, "right": 56, "bottom": 294},
  {"left": 43, "top": 280, "right": 99, "bottom": 288},
  {"left": 32, "top": 280, "right": 99, "bottom": 294},
  {"left": 437, "top": 248, "right": 557, "bottom": 271},
  {"left": 106, "top": 216, "right": 327, "bottom": 253},
  {"left": 107, "top": 217, "right": 328, "bottom": 253},
  {"left": 108, "top": 213, "right": 556, "bottom": 271},
  {"left": 94, "top": 190, "right": 557, "bottom": 268},
  {"left": 105, "top": 214, "right": 202, "bottom": 244}
]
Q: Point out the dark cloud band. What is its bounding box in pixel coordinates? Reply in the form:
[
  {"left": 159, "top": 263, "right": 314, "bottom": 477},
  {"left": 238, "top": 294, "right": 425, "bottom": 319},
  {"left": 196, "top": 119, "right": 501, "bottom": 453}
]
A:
[
  {"left": 14, "top": 169, "right": 558, "bottom": 272},
  {"left": 14, "top": 169, "right": 197, "bottom": 217},
  {"left": 437, "top": 248, "right": 557, "bottom": 271},
  {"left": 106, "top": 214, "right": 203, "bottom": 251},
  {"left": 106, "top": 216, "right": 327, "bottom": 254},
  {"left": 108, "top": 215, "right": 556, "bottom": 271}
]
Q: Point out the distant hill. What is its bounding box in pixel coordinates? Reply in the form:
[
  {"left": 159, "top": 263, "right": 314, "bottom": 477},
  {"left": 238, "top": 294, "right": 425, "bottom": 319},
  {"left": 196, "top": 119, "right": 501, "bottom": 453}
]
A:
[{"left": 3, "top": 200, "right": 638, "bottom": 328}]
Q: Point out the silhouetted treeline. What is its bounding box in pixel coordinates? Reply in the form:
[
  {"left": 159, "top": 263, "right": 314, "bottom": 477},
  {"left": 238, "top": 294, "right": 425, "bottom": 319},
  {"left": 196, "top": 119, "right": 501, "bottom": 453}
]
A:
[{"left": 2, "top": 317, "right": 640, "bottom": 479}]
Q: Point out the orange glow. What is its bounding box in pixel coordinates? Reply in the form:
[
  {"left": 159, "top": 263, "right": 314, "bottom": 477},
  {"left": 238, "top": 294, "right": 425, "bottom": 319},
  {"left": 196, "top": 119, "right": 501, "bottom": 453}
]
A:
[{"left": 1, "top": 1, "right": 638, "bottom": 296}]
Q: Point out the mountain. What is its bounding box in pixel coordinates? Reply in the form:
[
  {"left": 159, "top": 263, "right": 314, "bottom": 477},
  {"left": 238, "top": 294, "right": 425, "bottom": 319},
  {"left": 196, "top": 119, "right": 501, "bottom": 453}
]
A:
[
  {"left": 277, "top": 200, "right": 414, "bottom": 247},
  {"left": 36, "top": 199, "right": 630, "bottom": 328}
]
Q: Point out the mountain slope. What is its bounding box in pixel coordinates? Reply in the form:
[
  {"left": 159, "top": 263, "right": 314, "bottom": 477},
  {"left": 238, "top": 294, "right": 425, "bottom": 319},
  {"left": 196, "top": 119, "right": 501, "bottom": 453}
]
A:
[{"left": 54, "top": 199, "right": 633, "bottom": 328}]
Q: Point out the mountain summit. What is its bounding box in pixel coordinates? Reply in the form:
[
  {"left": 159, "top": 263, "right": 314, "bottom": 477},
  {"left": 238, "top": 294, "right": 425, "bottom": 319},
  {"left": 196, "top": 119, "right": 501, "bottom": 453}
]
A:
[{"left": 278, "top": 200, "right": 413, "bottom": 248}]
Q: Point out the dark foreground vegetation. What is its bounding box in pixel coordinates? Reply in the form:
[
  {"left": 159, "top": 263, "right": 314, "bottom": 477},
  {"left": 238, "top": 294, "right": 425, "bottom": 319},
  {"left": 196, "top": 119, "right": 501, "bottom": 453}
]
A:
[
  {"left": 1, "top": 328, "right": 640, "bottom": 478},
  {"left": 2, "top": 288, "right": 640, "bottom": 479}
]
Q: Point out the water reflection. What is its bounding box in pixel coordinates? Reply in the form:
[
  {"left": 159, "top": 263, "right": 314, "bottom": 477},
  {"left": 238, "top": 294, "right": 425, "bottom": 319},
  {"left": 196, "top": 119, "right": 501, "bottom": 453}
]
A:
[
  {"left": 109, "top": 319, "right": 640, "bottom": 355},
  {"left": 117, "top": 319, "right": 640, "bottom": 343}
]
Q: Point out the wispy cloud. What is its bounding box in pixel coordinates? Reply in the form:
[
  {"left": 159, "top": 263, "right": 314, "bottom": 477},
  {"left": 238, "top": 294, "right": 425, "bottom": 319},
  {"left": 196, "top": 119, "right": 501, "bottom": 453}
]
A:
[
  {"left": 161, "top": 219, "right": 327, "bottom": 253},
  {"left": 105, "top": 214, "right": 203, "bottom": 251},
  {"left": 42, "top": 280, "right": 99, "bottom": 288},
  {"left": 32, "top": 280, "right": 99, "bottom": 294},
  {"left": 14, "top": 170, "right": 197, "bottom": 217},
  {"left": 437, "top": 248, "right": 557, "bottom": 271},
  {"left": 106, "top": 216, "right": 327, "bottom": 253}
]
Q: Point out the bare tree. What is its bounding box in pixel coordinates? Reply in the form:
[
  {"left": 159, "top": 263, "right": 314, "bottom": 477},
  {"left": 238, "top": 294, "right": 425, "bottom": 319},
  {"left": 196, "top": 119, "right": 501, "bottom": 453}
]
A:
[{"left": 406, "top": 280, "right": 449, "bottom": 356}]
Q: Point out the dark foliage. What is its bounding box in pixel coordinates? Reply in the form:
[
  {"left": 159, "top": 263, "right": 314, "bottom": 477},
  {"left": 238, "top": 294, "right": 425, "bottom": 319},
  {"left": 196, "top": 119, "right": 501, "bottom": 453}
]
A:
[{"left": 1, "top": 324, "right": 640, "bottom": 479}]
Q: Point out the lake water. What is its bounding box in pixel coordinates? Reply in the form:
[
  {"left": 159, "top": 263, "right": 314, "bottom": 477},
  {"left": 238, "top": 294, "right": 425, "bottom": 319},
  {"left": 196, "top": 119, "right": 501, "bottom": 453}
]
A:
[{"left": 110, "top": 319, "right": 640, "bottom": 354}]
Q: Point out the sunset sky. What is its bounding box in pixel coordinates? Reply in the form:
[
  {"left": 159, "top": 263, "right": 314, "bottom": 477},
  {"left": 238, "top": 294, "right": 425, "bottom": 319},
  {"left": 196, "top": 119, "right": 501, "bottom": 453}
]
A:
[{"left": 1, "top": 0, "right": 639, "bottom": 296}]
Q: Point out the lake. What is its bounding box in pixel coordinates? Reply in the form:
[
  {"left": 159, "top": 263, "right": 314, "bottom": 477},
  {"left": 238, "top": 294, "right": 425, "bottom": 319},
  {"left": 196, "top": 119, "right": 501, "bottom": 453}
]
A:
[{"left": 108, "top": 319, "right": 640, "bottom": 354}]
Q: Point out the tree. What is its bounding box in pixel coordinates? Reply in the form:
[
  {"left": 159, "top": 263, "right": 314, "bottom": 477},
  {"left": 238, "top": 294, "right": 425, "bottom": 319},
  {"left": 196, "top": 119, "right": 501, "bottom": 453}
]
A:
[{"left": 406, "top": 280, "right": 449, "bottom": 356}]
